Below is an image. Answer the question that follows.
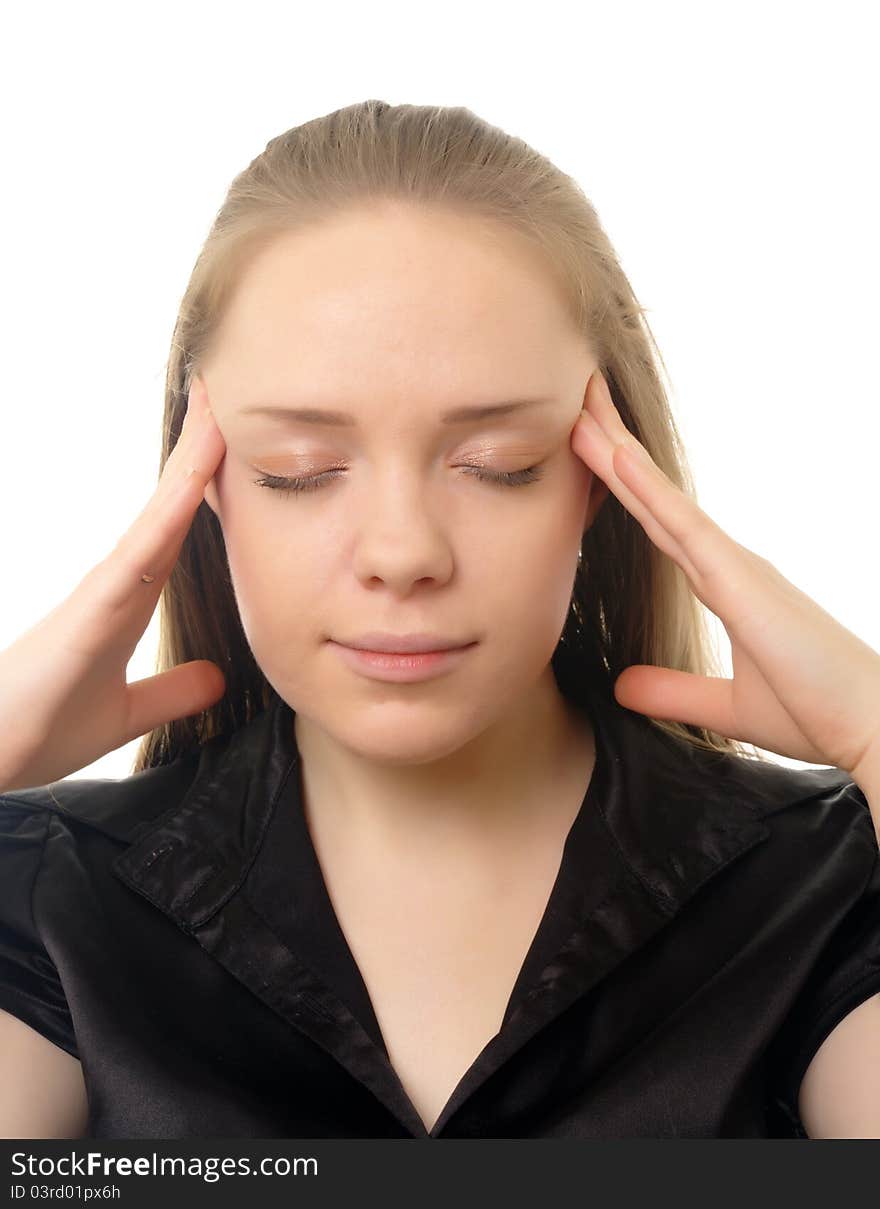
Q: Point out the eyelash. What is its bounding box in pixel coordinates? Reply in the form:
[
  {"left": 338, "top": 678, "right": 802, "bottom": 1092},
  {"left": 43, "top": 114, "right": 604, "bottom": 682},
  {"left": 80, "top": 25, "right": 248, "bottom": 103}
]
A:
[{"left": 251, "top": 464, "right": 546, "bottom": 497}]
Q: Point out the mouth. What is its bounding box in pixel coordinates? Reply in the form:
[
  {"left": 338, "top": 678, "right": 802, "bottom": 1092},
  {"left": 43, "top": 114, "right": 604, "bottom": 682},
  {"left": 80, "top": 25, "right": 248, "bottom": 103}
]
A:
[
  {"left": 327, "top": 639, "right": 478, "bottom": 683},
  {"left": 332, "top": 633, "right": 476, "bottom": 654}
]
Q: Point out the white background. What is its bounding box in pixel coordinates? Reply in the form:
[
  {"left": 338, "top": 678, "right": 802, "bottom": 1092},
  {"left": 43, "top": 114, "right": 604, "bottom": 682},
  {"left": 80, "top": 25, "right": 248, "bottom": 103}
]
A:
[{"left": 1, "top": 0, "right": 877, "bottom": 782}]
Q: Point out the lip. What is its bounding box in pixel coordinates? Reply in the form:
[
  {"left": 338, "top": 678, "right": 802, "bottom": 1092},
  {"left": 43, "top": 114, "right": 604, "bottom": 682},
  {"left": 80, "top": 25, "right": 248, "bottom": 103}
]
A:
[
  {"left": 328, "top": 639, "right": 478, "bottom": 683},
  {"left": 334, "top": 632, "right": 475, "bottom": 653}
]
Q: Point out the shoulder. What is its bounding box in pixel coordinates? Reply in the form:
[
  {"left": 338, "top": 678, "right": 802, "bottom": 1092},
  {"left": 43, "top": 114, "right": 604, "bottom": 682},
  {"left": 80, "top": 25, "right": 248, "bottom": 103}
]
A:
[
  {"left": 601, "top": 694, "right": 879, "bottom": 913},
  {"left": 693, "top": 745, "right": 879, "bottom": 901},
  {"left": 0, "top": 746, "right": 205, "bottom": 846},
  {"left": 0, "top": 701, "right": 291, "bottom": 848},
  {"left": 603, "top": 692, "right": 872, "bottom": 841},
  {"left": 639, "top": 700, "right": 878, "bottom": 860},
  {"left": 723, "top": 753, "right": 877, "bottom": 869}
]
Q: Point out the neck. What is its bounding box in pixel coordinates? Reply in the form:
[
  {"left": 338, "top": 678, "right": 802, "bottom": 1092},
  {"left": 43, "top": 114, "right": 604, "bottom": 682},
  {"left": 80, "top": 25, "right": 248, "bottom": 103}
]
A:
[{"left": 292, "top": 668, "right": 595, "bottom": 869}]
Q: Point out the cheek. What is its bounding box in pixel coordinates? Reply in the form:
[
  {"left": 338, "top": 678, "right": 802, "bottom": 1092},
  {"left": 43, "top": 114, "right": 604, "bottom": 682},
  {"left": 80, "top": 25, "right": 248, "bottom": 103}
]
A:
[
  {"left": 481, "top": 459, "right": 586, "bottom": 573},
  {"left": 214, "top": 463, "right": 306, "bottom": 565},
  {"left": 216, "top": 490, "right": 329, "bottom": 642},
  {"left": 477, "top": 478, "right": 584, "bottom": 640}
]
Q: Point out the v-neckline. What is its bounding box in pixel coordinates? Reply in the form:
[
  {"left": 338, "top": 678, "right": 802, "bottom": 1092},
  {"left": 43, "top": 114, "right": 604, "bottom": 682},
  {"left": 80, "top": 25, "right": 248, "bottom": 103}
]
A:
[{"left": 245, "top": 701, "right": 602, "bottom": 1066}]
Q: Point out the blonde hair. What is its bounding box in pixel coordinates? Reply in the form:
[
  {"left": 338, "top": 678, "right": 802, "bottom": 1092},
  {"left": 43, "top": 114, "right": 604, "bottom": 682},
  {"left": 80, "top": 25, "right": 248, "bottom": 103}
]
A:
[{"left": 132, "top": 99, "right": 768, "bottom": 774}]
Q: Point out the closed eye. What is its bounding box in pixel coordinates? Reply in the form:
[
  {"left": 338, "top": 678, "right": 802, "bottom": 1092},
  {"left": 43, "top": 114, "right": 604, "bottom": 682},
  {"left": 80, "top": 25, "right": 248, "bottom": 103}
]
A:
[{"left": 251, "top": 463, "right": 546, "bottom": 496}]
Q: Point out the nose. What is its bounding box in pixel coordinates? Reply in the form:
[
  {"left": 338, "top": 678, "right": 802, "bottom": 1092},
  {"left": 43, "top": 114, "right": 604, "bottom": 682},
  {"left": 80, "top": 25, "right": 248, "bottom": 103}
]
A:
[{"left": 350, "top": 471, "right": 455, "bottom": 592}]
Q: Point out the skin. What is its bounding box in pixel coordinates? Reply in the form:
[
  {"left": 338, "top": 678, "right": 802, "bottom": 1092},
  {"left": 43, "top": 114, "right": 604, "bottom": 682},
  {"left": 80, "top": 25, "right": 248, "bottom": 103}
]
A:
[{"left": 198, "top": 200, "right": 609, "bottom": 877}]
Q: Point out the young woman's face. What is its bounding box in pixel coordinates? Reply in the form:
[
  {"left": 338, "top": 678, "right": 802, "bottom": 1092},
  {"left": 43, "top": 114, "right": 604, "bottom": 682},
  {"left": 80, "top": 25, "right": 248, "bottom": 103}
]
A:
[{"left": 200, "top": 202, "right": 607, "bottom": 763}]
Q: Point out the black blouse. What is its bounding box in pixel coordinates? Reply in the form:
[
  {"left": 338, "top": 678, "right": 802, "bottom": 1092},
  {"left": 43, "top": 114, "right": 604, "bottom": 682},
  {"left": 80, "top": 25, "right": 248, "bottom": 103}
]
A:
[{"left": 1, "top": 682, "right": 879, "bottom": 1139}]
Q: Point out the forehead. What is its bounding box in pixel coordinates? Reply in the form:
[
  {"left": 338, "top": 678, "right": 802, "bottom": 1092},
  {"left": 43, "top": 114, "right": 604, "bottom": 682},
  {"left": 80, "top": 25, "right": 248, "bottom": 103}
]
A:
[
  {"left": 201, "top": 208, "right": 593, "bottom": 436},
  {"left": 208, "top": 207, "right": 582, "bottom": 378}
]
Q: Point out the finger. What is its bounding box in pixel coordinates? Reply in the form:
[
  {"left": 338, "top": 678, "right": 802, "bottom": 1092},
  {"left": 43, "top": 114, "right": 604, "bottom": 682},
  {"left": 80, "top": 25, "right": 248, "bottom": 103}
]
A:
[
  {"left": 576, "top": 374, "right": 754, "bottom": 606},
  {"left": 82, "top": 377, "right": 226, "bottom": 617},
  {"left": 574, "top": 406, "right": 702, "bottom": 585},
  {"left": 152, "top": 374, "right": 218, "bottom": 509},
  {"left": 104, "top": 377, "right": 224, "bottom": 589}
]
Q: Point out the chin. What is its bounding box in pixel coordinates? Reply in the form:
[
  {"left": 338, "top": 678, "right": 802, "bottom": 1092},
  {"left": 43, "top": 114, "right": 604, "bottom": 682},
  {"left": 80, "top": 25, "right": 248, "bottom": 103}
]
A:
[{"left": 313, "top": 699, "right": 492, "bottom": 766}]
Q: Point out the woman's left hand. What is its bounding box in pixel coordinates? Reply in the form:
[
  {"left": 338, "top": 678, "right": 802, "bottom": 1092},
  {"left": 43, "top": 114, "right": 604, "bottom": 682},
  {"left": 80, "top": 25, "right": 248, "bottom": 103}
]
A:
[{"left": 571, "top": 370, "right": 880, "bottom": 812}]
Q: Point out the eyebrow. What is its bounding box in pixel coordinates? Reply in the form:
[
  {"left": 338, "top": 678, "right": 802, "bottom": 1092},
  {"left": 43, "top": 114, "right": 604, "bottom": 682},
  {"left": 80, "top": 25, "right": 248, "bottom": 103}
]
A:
[{"left": 237, "top": 398, "right": 553, "bottom": 426}]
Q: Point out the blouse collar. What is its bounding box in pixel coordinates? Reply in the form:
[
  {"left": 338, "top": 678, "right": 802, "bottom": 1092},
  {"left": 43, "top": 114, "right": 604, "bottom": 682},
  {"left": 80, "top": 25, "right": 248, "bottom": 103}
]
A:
[{"left": 106, "top": 681, "right": 831, "bottom": 931}]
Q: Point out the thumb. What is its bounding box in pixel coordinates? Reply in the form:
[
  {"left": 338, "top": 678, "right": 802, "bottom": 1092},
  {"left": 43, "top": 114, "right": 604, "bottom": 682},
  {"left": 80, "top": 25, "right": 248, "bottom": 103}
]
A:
[
  {"left": 125, "top": 661, "right": 227, "bottom": 741},
  {"left": 614, "top": 666, "right": 735, "bottom": 734}
]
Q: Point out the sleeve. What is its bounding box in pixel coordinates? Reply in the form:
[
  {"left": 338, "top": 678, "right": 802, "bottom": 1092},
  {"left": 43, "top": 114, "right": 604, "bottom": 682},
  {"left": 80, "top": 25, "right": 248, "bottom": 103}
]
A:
[
  {"left": 0, "top": 797, "right": 79, "bottom": 1059},
  {"left": 766, "top": 779, "right": 880, "bottom": 1138}
]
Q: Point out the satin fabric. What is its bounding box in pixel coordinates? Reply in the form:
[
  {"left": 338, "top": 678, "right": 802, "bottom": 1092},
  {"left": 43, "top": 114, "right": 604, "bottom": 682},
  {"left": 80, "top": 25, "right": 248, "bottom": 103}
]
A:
[{"left": 1, "top": 681, "right": 878, "bottom": 1138}]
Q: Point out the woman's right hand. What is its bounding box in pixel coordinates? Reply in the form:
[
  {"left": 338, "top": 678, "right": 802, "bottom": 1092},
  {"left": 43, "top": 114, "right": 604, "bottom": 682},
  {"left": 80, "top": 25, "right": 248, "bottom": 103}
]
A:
[{"left": 0, "top": 375, "right": 228, "bottom": 794}]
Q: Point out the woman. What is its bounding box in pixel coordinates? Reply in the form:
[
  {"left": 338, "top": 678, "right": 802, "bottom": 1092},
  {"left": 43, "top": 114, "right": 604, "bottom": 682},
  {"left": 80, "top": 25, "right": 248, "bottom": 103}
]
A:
[{"left": 1, "top": 100, "right": 879, "bottom": 1140}]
